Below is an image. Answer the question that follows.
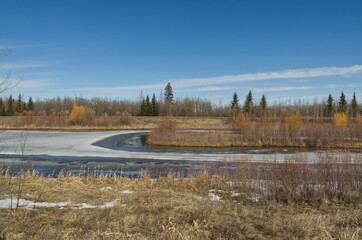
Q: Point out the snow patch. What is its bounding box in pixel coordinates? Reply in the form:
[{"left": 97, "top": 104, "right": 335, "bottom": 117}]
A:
[
  {"left": 101, "top": 187, "right": 113, "bottom": 191},
  {"left": 0, "top": 198, "right": 68, "bottom": 210},
  {"left": 208, "top": 193, "right": 222, "bottom": 201},
  {"left": 121, "top": 190, "right": 133, "bottom": 194},
  {"left": 0, "top": 198, "right": 120, "bottom": 210}
]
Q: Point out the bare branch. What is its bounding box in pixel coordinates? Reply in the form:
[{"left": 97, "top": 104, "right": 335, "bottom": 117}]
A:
[
  {"left": 0, "top": 46, "right": 13, "bottom": 60},
  {"left": 0, "top": 46, "right": 21, "bottom": 93}
]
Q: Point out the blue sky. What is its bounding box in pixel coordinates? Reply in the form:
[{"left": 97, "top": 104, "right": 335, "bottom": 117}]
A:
[{"left": 0, "top": 0, "right": 361, "bottom": 105}]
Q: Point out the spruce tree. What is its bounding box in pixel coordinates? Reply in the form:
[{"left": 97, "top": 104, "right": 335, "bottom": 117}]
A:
[
  {"left": 338, "top": 92, "right": 347, "bottom": 113},
  {"left": 140, "top": 98, "right": 146, "bottom": 116},
  {"left": 351, "top": 92, "right": 358, "bottom": 117},
  {"left": 0, "top": 99, "right": 5, "bottom": 116},
  {"left": 16, "top": 94, "right": 22, "bottom": 114},
  {"left": 231, "top": 92, "right": 239, "bottom": 111},
  {"left": 7, "top": 95, "right": 14, "bottom": 116},
  {"left": 22, "top": 102, "right": 28, "bottom": 112},
  {"left": 27, "top": 96, "right": 34, "bottom": 111},
  {"left": 151, "top": 93, "right": 158, "bottom": 116},
  {"left": 145, "top": 95, "right": 152, "bottom": 116},
  {"left": 164, "top": 83, "right": 174, "bottom": 104},
  {"left": 259, "top": 94, "right": 267, "bottom": 116},
  {"left": 325, "top": 94, "right": 334, "bottom": 117},
  {"left": 243, "top": 90, "right": 253, "bottom": 116}
]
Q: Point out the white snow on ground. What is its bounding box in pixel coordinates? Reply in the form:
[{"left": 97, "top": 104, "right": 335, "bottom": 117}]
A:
[
  {"left": 208, "top": 192, "right": 222, "bottom": 201},
  {"left": 0, "top": 130, "right": 356, "bottom": 162},
  {"left": 0, "top": 198, "right": 68, "bottom": 210},
  {"left": 0, "top": 198, "right": 120, "bottom": 210},
  {"left": 121, "top": 190, "right": 133, "bottom": 194},
  {"left": 100, "top": 187, "right": 113, "bottom": 190},
  {"left": 231, "top": 191, "right": 241, "bottom": 197}
]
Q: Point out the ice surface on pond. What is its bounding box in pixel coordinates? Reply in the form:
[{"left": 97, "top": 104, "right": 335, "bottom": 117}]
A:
[{"left": 1, "top": 130, "right": 359, "bottom": 163}]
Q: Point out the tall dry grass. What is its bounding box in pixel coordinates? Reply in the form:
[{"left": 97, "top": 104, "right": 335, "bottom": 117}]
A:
[
  {"left": 149, "top": 115, "right": 362, "bottom": 148},
  {"left": 0, "top": 114, "right": 132, "bottom": 129},
  {"left": 0, "top": 154, "right": 361, "bottom": 239}
]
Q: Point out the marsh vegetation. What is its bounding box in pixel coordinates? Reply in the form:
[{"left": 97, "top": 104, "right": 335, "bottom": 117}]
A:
[{"left": 0, "top": 153, "right": 361, "bottom": 239}]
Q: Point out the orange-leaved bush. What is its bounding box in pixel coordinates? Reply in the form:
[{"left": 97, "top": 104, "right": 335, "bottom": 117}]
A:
[
  {"left": 333, "top": 112, "right": 348, "bottom": 128},
  {"left": 70, "top": 104, "right": 85, "bottom": 125},
  {"left": 285, "top": 114, "right": 303, "bottom": 133},
  {"left": 234, "top": 113, "right": 249, "bottom": 131}
]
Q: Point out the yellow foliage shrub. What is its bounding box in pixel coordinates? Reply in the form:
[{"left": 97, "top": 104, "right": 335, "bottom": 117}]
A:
[
  {"left": 285, "top": 114, "right": 303, "bottom": 132},
  {"left": 70, "top": 105, "right": 85, "bottom": 125},
  {"left": 333, "top": 112, "right": 348, "bottom": 127},
  {"left": 234, "top": 113, "right": 249, "bottom": 130}
]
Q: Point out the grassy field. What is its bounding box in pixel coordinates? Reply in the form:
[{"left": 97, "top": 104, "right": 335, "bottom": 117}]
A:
[
  {"left": 0, "top": 156, "right": 361, "bottom": 239},
  {"left": 0, "top": 116, "right": 229, "bottom": 131}
]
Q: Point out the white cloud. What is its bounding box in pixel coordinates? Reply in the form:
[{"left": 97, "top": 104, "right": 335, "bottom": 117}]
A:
[
  {"left": 70, "top": 64, "right": 362, "bottom": 92},
  {"left": 0, "top": 62, "right": 50, "bottom": 70},
  {"left": 294, "top": 79, "right": 309, "bottom": 83},
  {"left": 17, "top": 78, "right": 55, "bottom": 89},
  {"left": 253, "top": 86, "right": 312, "bottom": 93},
  {"left": 170, "top": 65, "right": 362, "bottom": 88},
  {"left": 73, "top": 83, "right": 165, "bottom": 91},
  {"left": 190, "top": 86, "right": 233, "bottom": 92},
  {"left": 327, "top": 84, "right": 354, "bottom": 89}
]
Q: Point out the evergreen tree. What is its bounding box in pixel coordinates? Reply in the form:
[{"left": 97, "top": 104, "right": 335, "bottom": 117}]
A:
[
  {"left": 22, "top": 102, "right": 28, "bottom": 112},
  {"left": 164, "top": 83, "right": 174, "bottom": 104},
  {"left": 259, "top": 94, "right": 267, "bottom": 115},
  {"left": 0, "top": 99, "right": 5, "bottom": 116},
  {"left": 351, "top": 92, "right": 358, "bottom": 117},
  {"left": 145, "top": 95, "right": 152, "bottom": 116},
  {"left": 151, "top": 93, "right": 158, "bottom": 116},
  {"left": 16, "top": 94, "right": 23, "bottom": 114},
  {"left": 27, "top": 96, "right": 34, "bottom": 111},
  {"left": 140, "top": 98, "right": 146, "bottom": 116},
  {"left": 231, "top": 92, "right": 239, "bottom": 111},
  {"left": 338, "top": 92, "right": 347, "bottom": 113},
  {"left": 325, "top": 94, "right": 334, "bottom": 117},
  {"left": 7, "top": 95, "right": 14, "bottom": 116},
  {"left": 243, "top": 90, "right": 253, "bottom": 116}
]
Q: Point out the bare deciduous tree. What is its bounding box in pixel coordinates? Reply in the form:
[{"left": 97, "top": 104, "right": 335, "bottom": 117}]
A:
[{"left": 0, "top": 47, "right": 21, "bottom": 93}]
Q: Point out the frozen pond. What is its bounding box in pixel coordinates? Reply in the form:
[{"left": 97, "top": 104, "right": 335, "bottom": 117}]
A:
[{"left": 0, "top": 130, "right": 361, "bottom": 177}]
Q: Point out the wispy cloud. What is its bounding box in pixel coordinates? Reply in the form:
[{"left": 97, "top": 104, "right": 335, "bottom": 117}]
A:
[
  {"left": 70, "top": 64, "right": 362, "bottom": 92},
  {"left": 190, "top": 86, "right": 233, "bottom": 92},
  {"left": 170, "top": 65, "right": 362, "bottom": 88},
  {"left": 0, "top": 62, "right": 52, "bottom": 70},
  {"left": 327, "top": 84, "right": 354, "bottom": 88},
  {"left": 294, "top": 79, "right": 309, "bottom": 83},
  {"left": 17, "top": 78, "right": 55, "bottom": 89},
  {"left": 72, "top": 83, "right": 165, "bottom": 91},
  {"left": 253, "top": 86, "right": 312, "bottom": 93}
]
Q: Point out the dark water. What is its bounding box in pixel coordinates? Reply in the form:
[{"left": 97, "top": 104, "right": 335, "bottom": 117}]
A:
[
  {"left": 2, "top": 132, "right": 361, "bottom": 177},
  {"left": 94, "top": 132, "right": 318, "bottom": 154}
]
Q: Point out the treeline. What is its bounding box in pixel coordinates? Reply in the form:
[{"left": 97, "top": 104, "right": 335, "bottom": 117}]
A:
[
  {"left": 0, "top": 82, "right": 360, "bottom": 119},
  {"left": 0, "top": 94, "right": 34, "bottom": 116},
  {"left": 229, "top": 91, "right": 360, "bottom": 119}
]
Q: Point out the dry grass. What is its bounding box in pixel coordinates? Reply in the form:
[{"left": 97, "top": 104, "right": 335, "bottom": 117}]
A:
[
  {"left": 0, "top": 116, "right": 229, "bottom": 131},
  {"left": 149, "top": 117, "right": 362, "bottom": 148},
  {"left": 0, "top": 155, "right": 361, "bottom": 239}
]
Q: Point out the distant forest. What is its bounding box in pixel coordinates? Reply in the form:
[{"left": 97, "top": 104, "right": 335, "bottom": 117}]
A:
[{"left": 0, "top": 83, "right": 360, "bottom": 119}]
